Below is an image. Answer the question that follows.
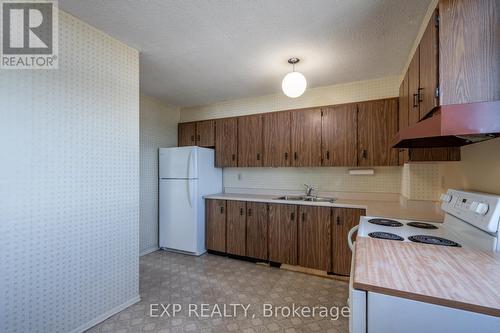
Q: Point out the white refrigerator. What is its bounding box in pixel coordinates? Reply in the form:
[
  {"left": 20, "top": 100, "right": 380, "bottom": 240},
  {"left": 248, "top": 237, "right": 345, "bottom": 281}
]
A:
[{"left": 159, "top": 147, "right": 222, "bottom": 255}]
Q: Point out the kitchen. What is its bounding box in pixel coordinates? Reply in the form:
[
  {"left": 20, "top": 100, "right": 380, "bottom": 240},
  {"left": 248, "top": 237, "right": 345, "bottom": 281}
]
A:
[{"left": 1, "top": 0, "right": 499, "bottom": 333}]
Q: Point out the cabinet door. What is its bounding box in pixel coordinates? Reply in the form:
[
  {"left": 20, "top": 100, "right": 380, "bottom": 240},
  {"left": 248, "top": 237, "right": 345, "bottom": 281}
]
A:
[
  {"left": 331, "top": 208, "right": 365, "bottom": 276},
  {"left": 226, "top": 201, "right": 246, "bottom": 256},
  {"left": 439, "top": 0, "right": 499, "bottom": 105},
  {"left": 205, "top": 199, "right": 226, "bottom": 252},
  {"left": 215, "top": 118, "right": 238, "bottom": 167},
  {"left": 419, "top": 9, "right": 439, "bottom": 120},
  {"left": 408, "top": 49, "right": 420, "bottom": 125},
  {"left": 268, "top": 204, "right": 297, "bottom": 265},
  {"left": 298, "top": 206, "right": 331, "bottom": 271},
  {"left": 321, "top": 104, "right": 358, "bottom": 166},
  {"left": 263, "top": 111, "right": 291, "bottom": 167},
  {"left": 178, "top": 122, "right": 196, "bottom": 147},
  {"left": 398, "top": 72, "right": 410, "bottom": 165},
  {"left": 196, "top": 120, "right": 215, "bottom": 147},
  {"left": 290, "top": 108, "right": 322, "bottom": 167},
  {"left": 246, "top": 202, "right": 268, "bottom": 260},
  {"left": 238, "top": 115, "right": 263, "bottom": 167},
  {"left": 357, "top": 99, "right": 399, "bottom": 166}
]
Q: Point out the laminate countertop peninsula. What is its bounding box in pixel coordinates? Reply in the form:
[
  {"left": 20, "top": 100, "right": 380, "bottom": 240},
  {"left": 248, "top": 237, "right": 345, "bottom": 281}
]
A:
[
  {"left": 203, "top": 193, "right": 444, "bottom": 222},
  {"left": 354, "top": 237, "right": 500, "bottom": 317}
]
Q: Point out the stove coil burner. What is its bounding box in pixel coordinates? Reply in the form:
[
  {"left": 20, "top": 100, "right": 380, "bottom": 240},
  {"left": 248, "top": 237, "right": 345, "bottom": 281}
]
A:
[
  {"left": 408, "top": 235, "right": 461, "bottom": 247},
  {"left": 368, "top": 218, "right": 404, "bottom": 227},
  {"left": 406, "top": 222, "right": 439, "bottom": 230},
  {"left": 368, "top": 232, "right": 404, "bottom": 241}
]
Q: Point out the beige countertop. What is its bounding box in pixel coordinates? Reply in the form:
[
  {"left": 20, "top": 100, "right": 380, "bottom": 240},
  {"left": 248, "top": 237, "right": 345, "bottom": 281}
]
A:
[
  {"left": 204, "top": 192, "right": 444, "bottom": 222},
  {"left": 353, "top": 237, "right": 500, "bottom": 317}
]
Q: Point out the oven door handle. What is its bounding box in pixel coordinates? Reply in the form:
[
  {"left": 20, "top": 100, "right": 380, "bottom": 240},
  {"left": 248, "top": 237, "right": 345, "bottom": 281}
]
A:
[{"left": 348, "top": 225, "right": 359, "bottom": 252}]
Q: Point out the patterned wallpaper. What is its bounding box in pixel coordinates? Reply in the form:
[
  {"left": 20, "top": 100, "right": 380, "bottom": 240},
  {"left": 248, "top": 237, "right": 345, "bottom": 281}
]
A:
[
  {"left": 140, "top": 95, "right": 179, "bottom": 255},
  {"left": 180, "top": 76, "right": 400, "bottom": 122},
  {"left": 224, "top": 167, "right": 402, "bottom": 194},
  {"left": 0, "top": 11, "right": 140, "bottom": 333}
]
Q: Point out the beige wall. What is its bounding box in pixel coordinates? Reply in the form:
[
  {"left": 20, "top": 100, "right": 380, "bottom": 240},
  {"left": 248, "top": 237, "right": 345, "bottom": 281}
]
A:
[{"left": 457, "top": 138, "right": 500, "bottom": 195}]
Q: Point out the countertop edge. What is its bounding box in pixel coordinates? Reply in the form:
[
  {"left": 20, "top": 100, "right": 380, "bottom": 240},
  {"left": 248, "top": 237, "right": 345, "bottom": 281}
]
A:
[
  {"left": 203, "top": 194, "right": 368, "bottom": 210},
  {"left": 352, "top": 281, "right": 500, "bottom": 318}
]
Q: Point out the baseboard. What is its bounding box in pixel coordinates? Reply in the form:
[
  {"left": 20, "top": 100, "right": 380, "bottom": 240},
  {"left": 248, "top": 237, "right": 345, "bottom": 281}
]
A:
[
  {"left": 69, "top": 295, "right": 140, "bottom": 333},
  {"left": 140, "top": 246, "right": 159, "bottom": 256}
]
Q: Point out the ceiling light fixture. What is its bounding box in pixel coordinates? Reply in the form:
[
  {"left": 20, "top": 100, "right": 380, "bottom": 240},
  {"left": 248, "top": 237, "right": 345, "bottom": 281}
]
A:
[{"left": 282, "top": 58, "right": 307, "bottom": 98}]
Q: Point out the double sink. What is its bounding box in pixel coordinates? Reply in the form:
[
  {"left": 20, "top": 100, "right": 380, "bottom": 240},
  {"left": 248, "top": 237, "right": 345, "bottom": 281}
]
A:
[{"left": 273, "top": 195, "right": 336, "bottom": 203}]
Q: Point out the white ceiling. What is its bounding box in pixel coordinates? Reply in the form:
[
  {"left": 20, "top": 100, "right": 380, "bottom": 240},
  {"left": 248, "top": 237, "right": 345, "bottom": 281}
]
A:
[{"left": 59, "top": 0, "right": 431, "bottom": 107}]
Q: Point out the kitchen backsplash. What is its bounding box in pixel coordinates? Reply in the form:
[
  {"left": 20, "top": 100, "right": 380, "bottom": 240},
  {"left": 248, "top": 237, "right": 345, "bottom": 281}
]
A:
[
  {"left": 224, "top": 167, "right": 401, "bottom": 194},
  {"left": 223, "top": 163, "right": 463, "bottom": 201}
]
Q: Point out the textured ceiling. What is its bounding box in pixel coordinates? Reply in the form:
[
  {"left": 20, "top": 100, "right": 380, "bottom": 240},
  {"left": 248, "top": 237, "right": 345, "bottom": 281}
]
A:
[{"left": 59, "top": 0, "right": 431, "bottom": 107}]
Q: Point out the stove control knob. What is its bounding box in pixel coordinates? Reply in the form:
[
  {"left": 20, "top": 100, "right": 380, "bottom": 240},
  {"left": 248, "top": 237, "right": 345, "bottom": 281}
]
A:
[
  {"left": 469, "top": 202, "right": 489, "bottom": 215},
  {"left": 440, "top": 193, "right": 452, "bottom": 203}
]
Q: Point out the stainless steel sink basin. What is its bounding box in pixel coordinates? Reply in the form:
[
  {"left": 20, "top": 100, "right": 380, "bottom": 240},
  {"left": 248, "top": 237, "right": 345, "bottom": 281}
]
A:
[{"left": 274, "top": 195, "right": 336, "bottom": 203}]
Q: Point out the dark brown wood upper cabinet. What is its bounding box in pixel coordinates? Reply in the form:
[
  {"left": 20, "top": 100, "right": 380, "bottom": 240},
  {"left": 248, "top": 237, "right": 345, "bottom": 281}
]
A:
[
  {"left": 262, "top": 111, "right": 291, "bottom": 167},
  {"left": 226, "top": 201, "right": 246, "bottom": 256},
  {"left": 357, "top": 99, "right": 399, "bottom": 166},
  {"left": 408, "top": 48, "right": 421, "bottom": 126},
  {"left": 331, "top": 208, "right": 365, "bottom": 276},
  {"left": 418, "top": 9, "right": 440, "bottom": 120},
  {"left": 178, "top": 122, "right": 196, "bottom": 147},
  {"left": 268, "top": 204, "right": 297, "bottom": 265},
  {"left": 245, "top": 202, "right": 268, "bottom": 260},
  {"left": 399, "top": 72, "right": 410, "bottom": 165},
  {"left": 298, "top": 206, "right": 331, "bottom": 271},
  {"left": 215, "top": 118, "right": 238, "bottom": 167},
  {"left": 321, "top": 104, "right": 358, "bottom": 167},
  {"left": 439, "top": 0, "right": 500, "bottom": 105},
  {"left": 196, "top": 120, "right": 215, "bottom": 147},
  {"left": 205, "top": 199, "right": 226, "bottom": 253},
  {"left": 290, "top": 108, "right": 322, "bottom": 167},
  {"left": 238, "top": 115, "right": 263, "bottom": 167}
]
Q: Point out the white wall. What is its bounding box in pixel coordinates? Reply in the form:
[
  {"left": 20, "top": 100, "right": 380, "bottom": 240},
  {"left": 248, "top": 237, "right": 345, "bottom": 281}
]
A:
[
  {"left": 140, "top": 94, "right": 179, "bottom": 255},
  {"left": 0, "top": 11, "right": 140, "bottom": 333}
]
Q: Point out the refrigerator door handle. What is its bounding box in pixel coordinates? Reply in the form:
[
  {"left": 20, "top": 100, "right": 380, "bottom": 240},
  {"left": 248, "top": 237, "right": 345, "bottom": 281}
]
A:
[
  {"left": 187, "top": 149, "right": 193, "bottom": 179},
  {"left": 187, "top": 179, "right": 194, "bottom": 207}
]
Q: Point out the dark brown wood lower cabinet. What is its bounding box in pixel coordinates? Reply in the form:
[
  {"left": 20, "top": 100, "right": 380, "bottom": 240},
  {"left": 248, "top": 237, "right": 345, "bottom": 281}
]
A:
[
  {"left": 298, "top": 206, "right": 331, "bottom": 271},
  {"left": 205, "top": 199, "right": 226, "bottom": 252},
  {"left": 245, "top": 202, "right": 268, "bottom": 260},
  {"left": 331, "top": 208, "right": 365, "bottom": 276},
  {"left": 226, "top": 201, "right": 246, "bottom": 256},
  {"left": 268, "top": 204, "right": 297, "bottom": 265}
]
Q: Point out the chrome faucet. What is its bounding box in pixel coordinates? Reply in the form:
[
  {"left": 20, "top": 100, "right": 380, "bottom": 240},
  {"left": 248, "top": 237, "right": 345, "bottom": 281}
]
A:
[{"left": 304, "top": 184, "right": 317, "bottom": 197}]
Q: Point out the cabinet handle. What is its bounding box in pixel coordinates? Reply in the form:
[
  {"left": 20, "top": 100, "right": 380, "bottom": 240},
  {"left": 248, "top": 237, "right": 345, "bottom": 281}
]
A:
[
  {"left": 301, "top": 212, "right": 305, "bottom": 221},
  {"left": 326, "top": 150, "right": 330, "bottom": 160},
  {"left": 362, "top": 149, "right": 367, "bottom": 159},
  {"left": 191, "top": 135, "right": 195, "bottom": 142},
  {"left": 248, "top": 208, "right": 252, "bottom": 217},
  {"left": 413, "top": 93, "right": 419, "bottom": 108},
  {"left": 290, "top": 212, "right": 295, "bottom": 221},
  {"left": 284, "top": 152, "right": 288, "bottom": 160},
  {"left": 418, "top": 88, "right": 424, "bottom": 103},
  {"left": 257, "top": 153, "right": 260, "bottom": 161},
  {"left": 240, "top": 208, "right": 244, "bottom": 215},
  {"left": 196, "top": 134, "right": 201, "bottom": 142},
  {"left": 220, "top": 206, "right": 224, "bottom": 214},
  {"left": 337, "top": 216, "right": 341, "bottom": 225},
  {"left": 231, "top": 154, "right": 236, "bottom": 161},
  {"left": 294, "top": 152, "right": 298, "bottom": 160}
]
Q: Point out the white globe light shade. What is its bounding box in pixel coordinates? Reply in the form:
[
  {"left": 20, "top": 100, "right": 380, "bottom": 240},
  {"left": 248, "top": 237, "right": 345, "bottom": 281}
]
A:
[{"left": 282, "top": 71, "right": 307, "bottom": 98}]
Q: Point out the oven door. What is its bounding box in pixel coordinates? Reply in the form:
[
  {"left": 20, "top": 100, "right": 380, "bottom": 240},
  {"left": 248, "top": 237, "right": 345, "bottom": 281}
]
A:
[{"left": 349, "top": 241, "right": 367, "bottom": 333}]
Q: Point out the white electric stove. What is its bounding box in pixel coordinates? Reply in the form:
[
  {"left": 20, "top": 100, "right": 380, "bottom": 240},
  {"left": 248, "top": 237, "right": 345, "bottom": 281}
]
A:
[{"left": 349, "top": 189, "right": 500, "bottom": 333}]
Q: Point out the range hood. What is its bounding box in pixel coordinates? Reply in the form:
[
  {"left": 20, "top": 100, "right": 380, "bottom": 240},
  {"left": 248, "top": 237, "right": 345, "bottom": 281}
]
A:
[{"left": 393, "top": 101, "right": 500, "bottom": 148}]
